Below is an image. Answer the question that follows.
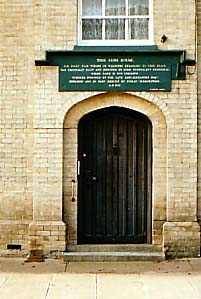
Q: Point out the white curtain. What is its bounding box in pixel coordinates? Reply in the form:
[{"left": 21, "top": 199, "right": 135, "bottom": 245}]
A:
[
  {"left": 82, "top": 19, "right": 102, "bottom": 40},
  {"left": 105, "top": 19, "right": 125, "bottom": 39},
  {"left": 105, "top": 0, "right": 126, "bottom": 16},
  {"left": 82, "top": 0, "right": 102, "bottom": 16},
  {"left": 128, "top": 0, "right": 149, "bottom": 15},
  {"left": 129, "top": 18, "right": 148, "bottom": 40}
]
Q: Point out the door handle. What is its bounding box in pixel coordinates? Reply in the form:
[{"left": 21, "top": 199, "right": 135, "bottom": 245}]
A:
[{"left": 77, "top": 160, "right": 80, "bottom": 176}]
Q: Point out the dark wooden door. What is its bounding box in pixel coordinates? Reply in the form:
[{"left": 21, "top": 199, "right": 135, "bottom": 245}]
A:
[{"left": 78, "top": 107, "right": 152, "bottom": 244}]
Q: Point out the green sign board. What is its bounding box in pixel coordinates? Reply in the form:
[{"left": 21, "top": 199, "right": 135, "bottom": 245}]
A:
[
  {"left": 35, "top": 47, "right": 190, "bottom": 92},
  {"left": 59, "top": 55, "right": 171, "bottom": 92}
]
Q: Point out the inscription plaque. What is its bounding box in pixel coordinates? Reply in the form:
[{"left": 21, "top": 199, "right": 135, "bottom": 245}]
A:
[{"left": 59, "top": 55, "right": 171, "bottom": 92}]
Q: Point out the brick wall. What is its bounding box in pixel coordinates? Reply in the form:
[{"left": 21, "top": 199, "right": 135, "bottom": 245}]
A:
[
  {"left": 0, "top": 0, "right": 200, "bottom": 257},
  {"left": 0, "top": 1, "right": 34, "bottom": 254},
  {"left": 197, "top": 0, "right": 201, "bottom": 223}
]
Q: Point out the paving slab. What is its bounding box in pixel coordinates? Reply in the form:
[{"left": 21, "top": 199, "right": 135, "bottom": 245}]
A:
[
  {"left": 66, "top": 259, "right": 193, "bottom": 274},
  {"left": 142, "top": 272, "right": 201, "bottom": 299},
  {"left": 0, "top": 258, "right": 66, "bottom": 273},
  {"left": 0, "top": 275, "right": 8, "bottom": 288},
  {"left": 0, "top": 258, "right": 200, "bottom": 299},
  {"left": 0, "top": 274, "right": 52, "bottom": 299},
  {"left": 184, "top": 273, "right": 201, "bottom": 294},
  {"left": 46, "top": 274, "right": 96, "bottom": 299},
  {"left": 0, "top": 258, "right": 196, "bottom": 274},
  {"left": 188, "top": 258, "right": 201, "bottom": 272},
  {"left": 97, "top": 274, "right": 144, "bottom": 299}
]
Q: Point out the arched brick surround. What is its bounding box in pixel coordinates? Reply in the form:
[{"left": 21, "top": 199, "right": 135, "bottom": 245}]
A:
[{"left": 63, "top": 92, "right": 167, "bottom": 245}]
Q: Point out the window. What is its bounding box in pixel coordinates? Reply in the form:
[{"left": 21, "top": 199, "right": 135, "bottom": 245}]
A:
[{"left": 78, "top": 0, "right": 153, "bottom": 45}]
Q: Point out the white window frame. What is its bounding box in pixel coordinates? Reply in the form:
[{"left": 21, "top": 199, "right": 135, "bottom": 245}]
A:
[{"left": 78, "top": 0, "right": 153, "bottom": 46}]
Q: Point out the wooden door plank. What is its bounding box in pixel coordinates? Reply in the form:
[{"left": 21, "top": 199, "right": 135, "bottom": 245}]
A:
[
  {"left": 105, "top": 117, "right": 113, "bottom": 237},
  {"left": 117, "top": 117, "right": 128, "bottom": 237},
  {"left": 147, "top": 122, "right": 152, "bottom": 244},
  {"left": 112, "top": 116, "right": 118, "bottom": 239},
  {"left": 96, "top": 118, "right": 107, "bottom": 236},
  {"left": 127, "top": 119, "right": 136, "bottom": 237},
  {"left": 136, "top": 124, "right": 146, "bottom": 238},
  {"left": 82, "top": 119, "right": 95, "bottom": 239}
]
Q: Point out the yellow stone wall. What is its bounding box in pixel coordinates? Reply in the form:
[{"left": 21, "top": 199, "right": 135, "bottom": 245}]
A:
[
  {"left": 0, "top": 0, "right": 200, "bottom": 257},
  {"left": 197, "top": 0, "right": 201, "bottom": 223}
]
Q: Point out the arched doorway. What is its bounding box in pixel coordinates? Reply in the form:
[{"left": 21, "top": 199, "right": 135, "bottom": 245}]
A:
[{"left": 77, "top": 107, "right": 152, "bottom": 244}]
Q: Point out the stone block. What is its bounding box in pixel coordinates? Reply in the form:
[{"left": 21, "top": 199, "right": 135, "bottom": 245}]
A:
[{"left": 163, "top": 221, "right": 200, "bottom": 258}]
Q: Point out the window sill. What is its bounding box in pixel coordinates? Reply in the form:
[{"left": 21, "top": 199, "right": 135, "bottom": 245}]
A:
[{"left": 74, "top": 45, "right": 158, "bottom": 52}]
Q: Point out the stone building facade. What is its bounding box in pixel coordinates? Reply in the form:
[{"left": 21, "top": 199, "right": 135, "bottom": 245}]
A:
[{"left": 0, "top": 0, "right": 201, "bottom": 258}]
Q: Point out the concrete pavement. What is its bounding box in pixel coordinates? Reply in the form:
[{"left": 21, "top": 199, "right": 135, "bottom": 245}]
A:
[{"left": 0, "top": 258, "right": 201, "bottom": 298}]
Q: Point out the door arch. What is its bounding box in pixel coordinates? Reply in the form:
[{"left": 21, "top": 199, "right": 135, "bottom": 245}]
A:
[{"left": 78, "top": 106, "right": 152, "bottom": 244}]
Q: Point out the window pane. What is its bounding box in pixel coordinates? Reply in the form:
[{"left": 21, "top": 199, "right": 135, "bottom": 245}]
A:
[
  {"left": 105, "top": 19, "right": 125, "bottom": 40},
  {"left": 129, "top": 18, "right": 148, "bottom": 39},
  {"left": 128, "top": 0, "right": 149, "bottom": 15},
  {"left": 82, "top": 19, "right": 102, "bottom": 40},
  {"left": 82, "top": 0, "right": 102, "bottom": 16},
  {"left": 105, "top": 0, "right": 126, "bottom": 16}
]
